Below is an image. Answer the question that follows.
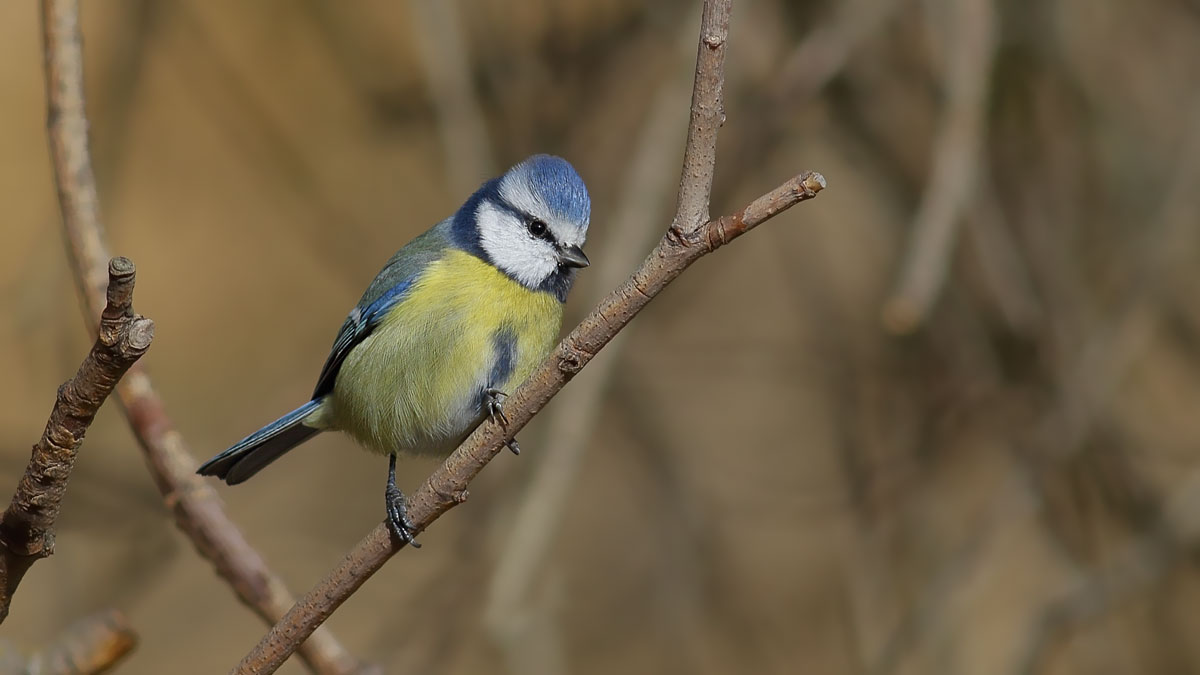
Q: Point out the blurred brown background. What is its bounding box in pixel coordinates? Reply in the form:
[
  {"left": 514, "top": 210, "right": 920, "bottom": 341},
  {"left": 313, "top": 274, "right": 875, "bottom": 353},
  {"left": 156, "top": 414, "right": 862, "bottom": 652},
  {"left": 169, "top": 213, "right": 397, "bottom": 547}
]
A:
[{"left": 3, "top": 0, "right": 1200, "bottom": 673}]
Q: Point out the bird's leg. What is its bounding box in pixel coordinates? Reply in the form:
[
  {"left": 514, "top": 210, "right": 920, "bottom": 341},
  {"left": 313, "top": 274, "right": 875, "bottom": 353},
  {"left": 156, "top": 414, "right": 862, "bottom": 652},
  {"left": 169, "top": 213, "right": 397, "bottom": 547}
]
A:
[
  {"left": 385, "top": 453, "right": 420, "bottom": 548},
  {"left": 483, "top": 387, "right": 521, "bottom": 455}
]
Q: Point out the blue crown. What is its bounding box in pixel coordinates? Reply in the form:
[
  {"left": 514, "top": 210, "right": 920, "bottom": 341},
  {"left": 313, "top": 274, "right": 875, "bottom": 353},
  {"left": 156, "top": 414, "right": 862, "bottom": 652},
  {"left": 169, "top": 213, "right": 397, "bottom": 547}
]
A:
[{"left": 517, "top": 155, "right": 590, "bottom": 227}]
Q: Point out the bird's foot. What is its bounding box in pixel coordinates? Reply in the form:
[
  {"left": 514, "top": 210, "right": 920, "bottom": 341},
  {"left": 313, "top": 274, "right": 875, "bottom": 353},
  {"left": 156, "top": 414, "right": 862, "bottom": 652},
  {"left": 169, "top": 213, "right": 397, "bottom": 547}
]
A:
[
  {"left": 385, "top": 486, "right": 420, "bottom": 548},
  {"left": 484, "top": 389, "right": 520, "bottom": 455},
  {"left": 484, "top": 387, "right": 509, "bottom": 426},
  {"left": 385, "top": 454, "right": 420, "bottom": 548}
]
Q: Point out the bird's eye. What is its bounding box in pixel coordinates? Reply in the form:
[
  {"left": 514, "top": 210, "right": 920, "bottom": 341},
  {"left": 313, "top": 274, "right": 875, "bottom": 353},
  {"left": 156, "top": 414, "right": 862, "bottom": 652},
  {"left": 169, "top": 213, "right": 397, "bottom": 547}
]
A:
[{"left": 527, "top": 219, "right": 548, "bottom": 238}]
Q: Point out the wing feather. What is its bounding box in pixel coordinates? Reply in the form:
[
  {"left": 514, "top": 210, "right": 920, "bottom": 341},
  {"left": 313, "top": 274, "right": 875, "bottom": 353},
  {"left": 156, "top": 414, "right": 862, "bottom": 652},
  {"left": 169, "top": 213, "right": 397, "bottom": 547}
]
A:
[{"left": 311, "top": 222, "right": 452, "bottom": 398}]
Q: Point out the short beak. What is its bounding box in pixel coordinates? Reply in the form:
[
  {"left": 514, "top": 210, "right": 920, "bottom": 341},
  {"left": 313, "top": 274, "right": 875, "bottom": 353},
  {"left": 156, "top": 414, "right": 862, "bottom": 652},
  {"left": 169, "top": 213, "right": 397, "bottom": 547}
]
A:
[{"left": 558, "top": 244, "right": 590, "bottom": 269}]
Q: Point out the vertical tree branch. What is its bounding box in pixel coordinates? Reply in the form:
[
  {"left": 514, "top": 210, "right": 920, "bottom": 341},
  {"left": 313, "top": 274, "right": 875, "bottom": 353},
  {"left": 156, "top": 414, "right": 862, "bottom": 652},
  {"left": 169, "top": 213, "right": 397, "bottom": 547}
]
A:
[
  {"left": 673, "top": 0, "right": 733, "bottom": 234},
  {"left": 404, "top": 0, "right": 497, "bottom": 194},
  {"left": 39, "top": 1, "right": 371, "bottom": 672},
  {"left": 0, "top": 259, "right": 153, "bottom": 622}
]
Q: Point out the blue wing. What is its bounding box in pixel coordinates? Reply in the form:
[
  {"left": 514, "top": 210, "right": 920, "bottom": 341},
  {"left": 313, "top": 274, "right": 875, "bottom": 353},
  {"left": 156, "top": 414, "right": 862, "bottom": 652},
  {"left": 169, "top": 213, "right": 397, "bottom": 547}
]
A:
[
  {"left": 311, "top": 222, "right": 452, "bottom": 399},
  {"left": 311, "top": 280, "right": 413, "bottom": 397}
]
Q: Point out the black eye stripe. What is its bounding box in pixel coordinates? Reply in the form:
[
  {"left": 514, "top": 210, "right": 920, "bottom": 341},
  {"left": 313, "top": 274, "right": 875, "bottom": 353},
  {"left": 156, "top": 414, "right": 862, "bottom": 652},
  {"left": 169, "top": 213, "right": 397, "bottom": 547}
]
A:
[{"left": 489, "top": 196, "right": 556, "bottom": 243}]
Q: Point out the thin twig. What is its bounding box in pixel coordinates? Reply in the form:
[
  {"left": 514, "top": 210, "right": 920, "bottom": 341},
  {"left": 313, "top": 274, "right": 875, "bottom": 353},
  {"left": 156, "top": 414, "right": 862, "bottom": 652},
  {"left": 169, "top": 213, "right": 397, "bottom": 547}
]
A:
[
  {"left": 482, "top": 9, "right": 699, "bottom": 667},
  {"left": 776, "top": 0, "right": 904, "bottom": 103},
  {"left": 673, "top": 0, "right": 734, "bottom": 234},
  {"left": 882, "top": 0, "right": 997, "bottom": 333},
  {"left": 962, "top": 171, "right": 1044, "bottom": 335},
  {"left": 26, "top": 609, "right": 138, "bottom": 675},
  {"left": 404, "top": 0, "right": 497, "bottom": 193},
  {"left": 1014, "top": 531, "right": 1173, "bottom": 675},
  {"left": 40, "top": 1, "right": 370, "bottom": 673},
  {"left": 0, "top": 258, "right": 153, "bottom": 622}
]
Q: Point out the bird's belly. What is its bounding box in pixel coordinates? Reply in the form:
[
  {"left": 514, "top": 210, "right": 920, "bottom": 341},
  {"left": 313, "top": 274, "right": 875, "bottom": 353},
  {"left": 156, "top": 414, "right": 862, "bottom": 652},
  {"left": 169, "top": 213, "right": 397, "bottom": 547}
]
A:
[
  {"left": 322, "top": 251, "right": 562, "bottom": 456},
  {"left": 328, "top": 317, "right": 490, "bottom": 456}
]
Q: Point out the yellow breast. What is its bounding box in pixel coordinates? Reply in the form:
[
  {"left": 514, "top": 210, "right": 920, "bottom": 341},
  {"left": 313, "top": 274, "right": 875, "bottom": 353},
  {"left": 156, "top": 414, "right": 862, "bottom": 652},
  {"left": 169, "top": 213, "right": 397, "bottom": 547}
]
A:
[{"left": 324, "top": 249, "right": 562, "bottom": 456}]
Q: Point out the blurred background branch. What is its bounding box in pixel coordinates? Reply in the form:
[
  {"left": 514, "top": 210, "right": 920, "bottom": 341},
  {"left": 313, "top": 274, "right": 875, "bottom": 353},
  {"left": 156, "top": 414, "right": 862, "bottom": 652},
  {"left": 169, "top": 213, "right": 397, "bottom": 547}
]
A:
[
  {"left": 882, "top": 0, "right": 997, "bottom": 333},
  {"left": 404, "top": 0, "right": 497, "bottom": 193},
  {"left": 1, "top": 609, "right": 136, "bottom": 675},
  {"left": 776, "top": 0, "right": 903, "bottom": 104},
  {"left": 38, "top": 1, "right": 370, "bottom": 672}
]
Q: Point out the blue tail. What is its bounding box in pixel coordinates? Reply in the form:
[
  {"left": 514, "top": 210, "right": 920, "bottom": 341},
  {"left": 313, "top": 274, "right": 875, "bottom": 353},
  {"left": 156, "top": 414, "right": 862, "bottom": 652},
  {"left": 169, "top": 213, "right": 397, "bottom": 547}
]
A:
[{"left": 198, "top": 400, "right": 322, "bottom": 485}]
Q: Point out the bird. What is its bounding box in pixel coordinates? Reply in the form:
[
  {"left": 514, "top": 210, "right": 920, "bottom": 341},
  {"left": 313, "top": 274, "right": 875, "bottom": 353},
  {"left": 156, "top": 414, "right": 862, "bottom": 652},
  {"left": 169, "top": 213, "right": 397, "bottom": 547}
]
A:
[{"left": 198, "top": 155, "right": 590, "bottom": 547}]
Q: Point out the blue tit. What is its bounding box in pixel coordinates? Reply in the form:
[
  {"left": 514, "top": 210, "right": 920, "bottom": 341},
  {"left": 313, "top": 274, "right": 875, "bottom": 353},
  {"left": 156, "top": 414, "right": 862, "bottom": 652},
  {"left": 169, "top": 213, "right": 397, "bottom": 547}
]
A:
[{"left": 198, "top": 155, "right": 591, "bottom": 545}]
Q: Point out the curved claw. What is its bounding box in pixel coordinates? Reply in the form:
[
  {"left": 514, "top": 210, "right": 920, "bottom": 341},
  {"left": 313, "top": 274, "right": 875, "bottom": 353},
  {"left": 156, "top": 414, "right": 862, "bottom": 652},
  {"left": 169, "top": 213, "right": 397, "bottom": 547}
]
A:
[
  {"left": 484, "top": 387, "right": 510, "bottom": 426},
  {"left": 505, "top": 438, "right": 521, "bottom": 456},
  {"left": 386, "top": 487, "right": 421, "bottom": 548}
]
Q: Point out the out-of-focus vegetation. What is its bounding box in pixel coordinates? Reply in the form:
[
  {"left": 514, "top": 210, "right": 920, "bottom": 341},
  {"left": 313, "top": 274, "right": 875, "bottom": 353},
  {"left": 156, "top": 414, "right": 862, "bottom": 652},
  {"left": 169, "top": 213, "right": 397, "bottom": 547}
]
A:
[{"left": 2, "top": 1, "right": 1200, "bottom": 673}]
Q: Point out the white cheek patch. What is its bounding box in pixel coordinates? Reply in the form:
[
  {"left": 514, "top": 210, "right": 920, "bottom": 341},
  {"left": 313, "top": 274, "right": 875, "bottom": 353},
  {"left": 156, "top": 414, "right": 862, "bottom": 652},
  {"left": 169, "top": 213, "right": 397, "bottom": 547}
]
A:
[{"left": 476, "top": 201, "right": 558, "bottom": 287}]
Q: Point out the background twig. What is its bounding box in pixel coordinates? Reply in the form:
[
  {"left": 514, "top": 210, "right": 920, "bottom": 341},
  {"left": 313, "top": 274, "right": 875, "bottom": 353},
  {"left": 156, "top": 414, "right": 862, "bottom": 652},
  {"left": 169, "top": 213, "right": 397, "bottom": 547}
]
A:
[
  {"left": 776, "top": 0, "right": 903, "bottom": 103},
  {"left": 882, "top": 0, "right": 997, "bottom": 333},
  {"left": 39, "top": 1, "right": 371, "bottom": 672},
  {"left": 404, "top": 0, "right": 496, "bottom": 194},
  {"left": 25, "top": 609, "right": 138, "bottom": 675}
]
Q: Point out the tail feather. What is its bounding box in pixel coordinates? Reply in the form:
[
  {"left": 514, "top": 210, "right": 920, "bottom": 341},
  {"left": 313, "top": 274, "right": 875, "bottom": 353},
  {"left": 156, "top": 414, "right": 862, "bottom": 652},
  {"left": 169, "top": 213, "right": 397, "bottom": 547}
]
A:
[{"left": 198, "top": 400, "right": 323, "bottom": 485}]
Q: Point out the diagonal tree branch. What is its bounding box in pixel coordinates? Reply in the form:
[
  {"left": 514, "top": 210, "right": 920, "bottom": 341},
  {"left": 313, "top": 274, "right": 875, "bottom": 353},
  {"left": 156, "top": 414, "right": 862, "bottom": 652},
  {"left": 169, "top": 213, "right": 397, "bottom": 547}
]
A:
[
  {"left": 232, "top": 4, "right": 826, "bottom": 668},
  {"left": 0, "top": 259, "right": 153, "bottom": 623},
  {"left": 39, "top": 1, "right": 372, "bottom": 673}
]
